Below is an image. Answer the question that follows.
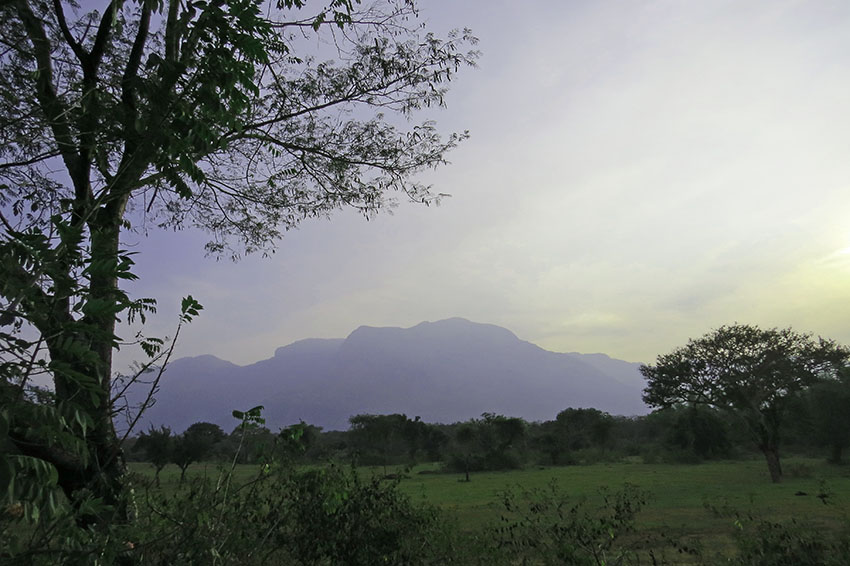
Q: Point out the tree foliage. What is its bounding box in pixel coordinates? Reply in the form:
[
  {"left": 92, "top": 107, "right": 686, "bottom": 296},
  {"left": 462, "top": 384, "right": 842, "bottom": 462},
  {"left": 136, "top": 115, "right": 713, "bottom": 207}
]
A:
[
  {"left": 444, "top": 413, "right": 528, "bottom": 478},
  {"left": 134, "top": 425, "right": 173, "bottom": 486},
  {"left": 805, "top": 369, "right": 850, "bottom": 464},
  {"left": 640, "top": 324, "right": 848, "bottom": 482},
  {"left": 0, "top": 0, "right": 476, "bottom": 538},
  {"left": 658, "top": 405, "right": 731, "bottom": 461},
  {"left": 171, "top": 421, "right": 225, "bottom": 481},
  {"left": 555, "top": 407, "right": 613, "bottom": 451}
]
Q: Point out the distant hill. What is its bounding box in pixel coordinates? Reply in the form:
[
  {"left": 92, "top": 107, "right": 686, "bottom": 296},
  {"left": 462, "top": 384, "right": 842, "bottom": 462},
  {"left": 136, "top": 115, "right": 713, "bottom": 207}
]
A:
[{"left": 127, "top": 318, "right": 649, "bottom": 432}]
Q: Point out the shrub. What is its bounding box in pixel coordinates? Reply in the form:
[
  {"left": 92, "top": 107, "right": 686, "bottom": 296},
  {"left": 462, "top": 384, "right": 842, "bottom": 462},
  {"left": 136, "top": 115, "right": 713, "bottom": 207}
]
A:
[
  {"left": 730, "top": 518, "right": 850, "bottom": 566},
  {"left": 492, "top": 481, "right": 653, "bottom": 566},
  {"left": 125, "top": 462, "right": 460, "bottom": 565},
  {"left": 1, "top": 459, "right": 460, "bottom": 565}
]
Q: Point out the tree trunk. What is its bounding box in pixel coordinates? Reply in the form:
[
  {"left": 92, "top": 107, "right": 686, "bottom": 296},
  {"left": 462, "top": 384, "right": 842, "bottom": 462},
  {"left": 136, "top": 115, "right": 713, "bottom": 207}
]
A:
[
  {"left": 82, "top": 205, "right": 133, "bottom": 520},
  {"left": 762, "top": 446, "right": 782, "bottom": 483},
  {"left": 43, "top": 212, "right": 131, "bottom": 526}
]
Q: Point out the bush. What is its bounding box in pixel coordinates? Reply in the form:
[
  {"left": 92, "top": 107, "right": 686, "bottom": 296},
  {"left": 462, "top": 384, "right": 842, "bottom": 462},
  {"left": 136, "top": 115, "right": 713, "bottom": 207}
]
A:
[
  {"left": 730, "top": 518, "right": 850, "bottom": 566},
  {"left": 491, "top": 481, "right": 653, "bottom": 566},
  {"left": 128, "top": 462, "right": 461, "bottom": 565},
  {"left": 704, "top": 491, "right": 850, "bottom": 566},
  {"left": 1, "top": 461, "right": 461, "bottom": 565}
]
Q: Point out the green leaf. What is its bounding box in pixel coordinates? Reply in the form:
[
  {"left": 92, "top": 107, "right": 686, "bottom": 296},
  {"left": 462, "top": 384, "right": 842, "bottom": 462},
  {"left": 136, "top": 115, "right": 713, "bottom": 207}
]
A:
[{"left": 180, "top": 295, "right": 204, "bottom": 322}]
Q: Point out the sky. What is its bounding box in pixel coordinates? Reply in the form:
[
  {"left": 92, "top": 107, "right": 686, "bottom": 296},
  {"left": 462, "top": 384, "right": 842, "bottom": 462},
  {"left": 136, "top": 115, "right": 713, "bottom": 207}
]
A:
[{"left": 120, "top": 0, "right": 850, "bottom": 369}]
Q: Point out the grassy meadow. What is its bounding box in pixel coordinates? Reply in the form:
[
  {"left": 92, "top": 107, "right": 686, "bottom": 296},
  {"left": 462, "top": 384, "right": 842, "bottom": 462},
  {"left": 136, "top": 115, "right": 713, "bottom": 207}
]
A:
[{"left": 130, "top": 456, "right": 850, "bottom": 562}]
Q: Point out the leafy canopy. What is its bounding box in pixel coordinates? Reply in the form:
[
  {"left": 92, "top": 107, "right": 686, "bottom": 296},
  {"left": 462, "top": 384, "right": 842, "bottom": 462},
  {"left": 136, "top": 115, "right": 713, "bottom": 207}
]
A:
[
  {"left": 640, "top": 323, "right": 848, "bottom": 482},
  {"left": 0, "top": 0, "right": 477, "bottom": 544},
  {"left": 641, "top": 324, "right": 848, "bottom": 412}
]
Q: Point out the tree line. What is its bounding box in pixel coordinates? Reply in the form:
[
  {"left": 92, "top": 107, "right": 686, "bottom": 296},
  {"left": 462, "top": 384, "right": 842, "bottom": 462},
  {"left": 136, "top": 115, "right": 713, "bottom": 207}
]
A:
[{"left": 129, "top": 369, "right": 850, "bottom": 482}]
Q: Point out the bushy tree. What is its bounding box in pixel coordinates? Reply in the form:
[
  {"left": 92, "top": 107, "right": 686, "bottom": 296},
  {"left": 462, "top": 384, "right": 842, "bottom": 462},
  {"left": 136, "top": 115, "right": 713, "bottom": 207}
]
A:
[
  {"left": 660, "top": 405, "right": 731, "bottom": 461},
  {"left": 0, "top": 0, "right": 476, "bottom": 532},
  {"left": 278, "top": 420, "right": 322, "bottom": 463},
  {"left": 451, "top": 421, "right": 478, "bottom": 482},
  {"left": 641, "top": 324, "right": 848, "bottom": 482},
  {"left": 530, "top": 408, "right": 614, "bottom": 465},
  {"left": 555, "top": 407, "right": 614, "bottom": 450},
  {"left": 806, "top": 369, "right": 850, "bottom": 463},
  {"left": 444, "top": 414, "right": 528, "bottom": 477},
  {"left": 171, "top": 422, "right": 224, "bottom": 482},
  {"left": 134, "top": 425, "right": 173, "bottom": 487},
  {"left": 349, "top": 413, "right": 410, "bottom": 471}
]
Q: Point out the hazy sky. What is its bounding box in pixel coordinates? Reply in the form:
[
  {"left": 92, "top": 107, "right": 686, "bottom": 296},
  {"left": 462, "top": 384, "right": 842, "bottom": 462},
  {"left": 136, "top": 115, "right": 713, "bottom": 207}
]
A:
[{"left": 120, "top": 0, "right": 850, "bottom": 368}]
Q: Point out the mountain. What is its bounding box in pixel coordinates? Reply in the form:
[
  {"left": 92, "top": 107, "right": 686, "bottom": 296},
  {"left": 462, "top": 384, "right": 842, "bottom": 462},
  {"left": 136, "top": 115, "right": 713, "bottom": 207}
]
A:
[{"left": 127, "top": 318, "right": 649, "bottom": 432}]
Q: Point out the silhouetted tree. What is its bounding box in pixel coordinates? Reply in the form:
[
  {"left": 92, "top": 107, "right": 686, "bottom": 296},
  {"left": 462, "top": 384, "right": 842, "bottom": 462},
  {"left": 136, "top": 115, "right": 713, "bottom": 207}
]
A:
[
  {"left": 807, "top": 369, "right": 850, "bottom": 463},
  {"left": 445, "top": 414, "right": 528, "bottom": 476},
  {"left": 135, "top": 426, "right": 173, "bottom": 487},
  {"left": 663, "top": 405, "right": 731, "bottom": 460},
  {"left": 171, "top": 422, "right": 225, "bottom": 482},
  {"left": 641, "top": 324, "right": 848, "bottom": 482},
  {"left": 279, "top": 421, "right": 322, "bottom": 463},
  {"left": 453, "top": 422, "right": 477, "bottom": 482},
  {"left": 555, "top": 408, "right": 614, "bottom": 451},
  {"left": 349, "top": 413, "right": 410, "bottom": 473}
]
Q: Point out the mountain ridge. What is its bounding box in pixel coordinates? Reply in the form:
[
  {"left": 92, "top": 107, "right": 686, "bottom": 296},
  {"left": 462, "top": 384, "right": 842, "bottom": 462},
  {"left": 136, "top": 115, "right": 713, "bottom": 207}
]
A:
[{"left": 128, "top": 318, "right": 649, "bottom": 432}]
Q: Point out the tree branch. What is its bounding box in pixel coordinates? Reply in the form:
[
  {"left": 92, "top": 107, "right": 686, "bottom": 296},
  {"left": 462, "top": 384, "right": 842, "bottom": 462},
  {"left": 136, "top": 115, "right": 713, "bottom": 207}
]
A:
[
  {"left": 89, "top": 0, "right": 118, "bottom": 69},
  {"left": 51, "top": 0, "right": 85, "bottom": 64},
  {"left": 0, "top": 149, "right": 63, "bottom": 170},
  {"left": 11, "top": 0, "right": 82, "bottom": 186}
]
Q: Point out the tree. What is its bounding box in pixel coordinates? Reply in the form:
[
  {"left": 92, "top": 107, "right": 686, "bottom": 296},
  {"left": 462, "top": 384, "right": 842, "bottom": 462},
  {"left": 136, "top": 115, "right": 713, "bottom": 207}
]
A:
[
  {"left": 171, "top": 421, "right": 224, "bottom": 482},
  {"left": 134, "top": 425, "right": 173, "bottom": 487},
  {"left": 554, "top": 407, "right": 614, "bottom": 451},
  {"left": 278, "top": 420, "right": 322, "bottom": 463},
  {"left": 445, "top": 414, "right": 528, "bottom": 478},
  {"left": 530, "top": 408, "right": 614, "bottom": 465},
  {"left": 184, "top": 421, "right": 226, "bottom": 444},
  {"left": 226, "top": 423, "right": 276, "bottom": 464},
  {"left": 0, "top": 0, "right": 476, "bottom": 530},
  {"left": 452, "top": 422, "right": 477, "bottom": 482},
  {"left": 641, "top": 324, "right": 848, "bottom": 482},
  {"left": 659, "top": 405, "right": 731, "bottom": 461},
  {"left": 481, "top": 412, "right": 527, "bottom": 469},
  {"left": 348, "top": 413, "right": 409, "bottom": 472},
  {"left": 806, "top": 369, "right": 850, "bottom": 464}
]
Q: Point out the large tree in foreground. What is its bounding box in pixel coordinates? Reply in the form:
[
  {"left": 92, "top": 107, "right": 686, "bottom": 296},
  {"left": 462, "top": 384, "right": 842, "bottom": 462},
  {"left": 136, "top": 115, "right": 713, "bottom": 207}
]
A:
[
  {"left": 0, "top": 0, "right": 476, "bottom": 527},
  {"left": 640, "top": 324, "right": 848, "bottom": 482}
]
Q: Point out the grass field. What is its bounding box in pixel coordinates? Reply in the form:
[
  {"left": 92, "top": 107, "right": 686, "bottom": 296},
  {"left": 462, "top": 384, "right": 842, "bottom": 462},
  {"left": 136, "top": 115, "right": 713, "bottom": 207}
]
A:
[{"left": 130, "top": 457, "right": 850, "bottom": 562}]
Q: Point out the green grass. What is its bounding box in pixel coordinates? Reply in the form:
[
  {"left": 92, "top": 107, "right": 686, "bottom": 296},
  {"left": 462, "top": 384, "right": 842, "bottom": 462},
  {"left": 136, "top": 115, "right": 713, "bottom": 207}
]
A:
[
  {"left": 131, "top": 457, "right": 850, "bottom": 561},
  {"left": 397, "top": 457, "right": 850, "bottom": 559}
]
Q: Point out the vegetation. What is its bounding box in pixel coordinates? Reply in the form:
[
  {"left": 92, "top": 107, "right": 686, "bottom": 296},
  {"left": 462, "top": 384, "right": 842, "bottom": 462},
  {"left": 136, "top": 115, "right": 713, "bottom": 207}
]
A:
[
  {"left": 6, "top": 394, "right": 850, "bottom": 563},
  {"left": 804, "top": 368, "right": 850, "bottom": 464},
  {"left": 106, "top": 457, "right": 850, "bottom": 566},
  {"left": 1, "top": 0, "right": 847, "bottom": 560},
  {"left": 0, "top": 0, "right": 477, "bottom": 543},
  {"left": 641, "top": 324, "right": 849, "bottom": 482},
  {"left": 133, "top": 426, "right": 173, "bottom": 487}
]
